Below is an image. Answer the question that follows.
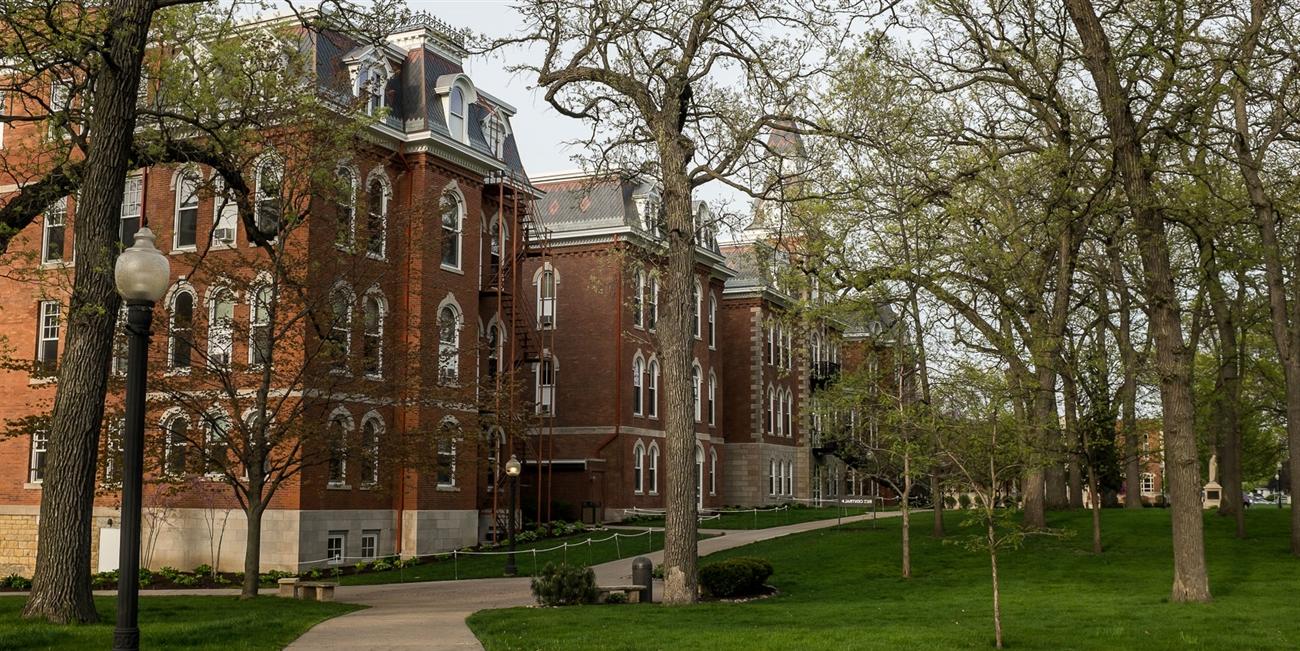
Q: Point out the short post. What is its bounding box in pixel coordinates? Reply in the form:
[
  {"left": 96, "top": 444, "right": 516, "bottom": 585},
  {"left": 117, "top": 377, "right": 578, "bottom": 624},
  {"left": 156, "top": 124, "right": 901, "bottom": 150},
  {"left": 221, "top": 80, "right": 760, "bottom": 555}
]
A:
[{"left": 632, "top": 556, "right": 653, "bottom": 604}]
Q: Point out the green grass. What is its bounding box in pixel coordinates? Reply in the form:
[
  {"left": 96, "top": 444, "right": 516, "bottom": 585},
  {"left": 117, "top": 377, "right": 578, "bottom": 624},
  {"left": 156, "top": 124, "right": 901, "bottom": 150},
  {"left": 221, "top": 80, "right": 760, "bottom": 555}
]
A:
[
  {"left": 0, "top": 595, "right": 360, "bottom": 650},
  {"left": 625, "top": 505, "right": 874, "bottom": 530},
  {"left": 338, "top": 529, "right": 669, "bottom": 585},
  {"left": 469, "top": 508, "right": 1300, "bottom": 650}
]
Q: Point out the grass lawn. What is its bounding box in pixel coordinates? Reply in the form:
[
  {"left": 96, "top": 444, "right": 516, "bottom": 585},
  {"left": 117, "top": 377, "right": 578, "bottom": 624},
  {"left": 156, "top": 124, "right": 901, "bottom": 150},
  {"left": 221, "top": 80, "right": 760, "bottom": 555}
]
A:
[
  {"left": 469, "top": 508, "right": 1300, "bottom": 650},
  {"left": 338, "top": 529, "right": 669, "bottom": 585},
  {"left": 625, "top": 505, "right": 874, "bottom": 530},
  {"left": 0, "top": 595, "right": 360, "bottom": 650}
]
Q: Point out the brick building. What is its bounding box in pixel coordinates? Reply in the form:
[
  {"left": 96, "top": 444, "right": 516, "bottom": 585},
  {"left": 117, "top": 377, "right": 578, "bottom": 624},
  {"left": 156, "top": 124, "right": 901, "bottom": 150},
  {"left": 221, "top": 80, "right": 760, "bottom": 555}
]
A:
[{"left": 0, "top": 16, "right": 539, "bottom": 574}]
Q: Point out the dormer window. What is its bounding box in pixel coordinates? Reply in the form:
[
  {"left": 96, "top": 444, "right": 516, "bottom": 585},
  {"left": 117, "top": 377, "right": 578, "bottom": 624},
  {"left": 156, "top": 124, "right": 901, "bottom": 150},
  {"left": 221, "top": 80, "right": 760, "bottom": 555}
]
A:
[
  {"left": 448, "top": 85, "right": 465, "bottom": 141},
  {"left": 483, "top": 113, "right": 506, "bottom": 157},
  {"left": 357, "top": 64, "right": 387, "bottom": 116}
]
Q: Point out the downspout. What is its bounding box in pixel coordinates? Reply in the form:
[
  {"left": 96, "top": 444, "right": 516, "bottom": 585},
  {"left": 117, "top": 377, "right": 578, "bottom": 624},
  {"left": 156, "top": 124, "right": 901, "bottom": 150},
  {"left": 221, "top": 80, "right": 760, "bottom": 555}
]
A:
[{"left": 394, "top": 155, "right": 414, "bottom": 556}]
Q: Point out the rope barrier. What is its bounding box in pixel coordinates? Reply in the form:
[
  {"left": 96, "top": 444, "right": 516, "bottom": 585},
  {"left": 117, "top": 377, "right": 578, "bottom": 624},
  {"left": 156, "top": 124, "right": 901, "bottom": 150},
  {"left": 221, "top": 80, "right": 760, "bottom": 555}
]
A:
[{"left": 295, "top": 529, "right": 659, "bottom": 569}]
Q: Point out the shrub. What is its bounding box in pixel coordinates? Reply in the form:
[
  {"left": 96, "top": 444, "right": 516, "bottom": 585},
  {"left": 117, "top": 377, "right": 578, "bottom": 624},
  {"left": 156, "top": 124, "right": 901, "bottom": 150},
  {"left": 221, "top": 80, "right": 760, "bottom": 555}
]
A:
[
  {"left": 530, "top": 562, "right": 598, "bottom": 606},
  {"left": 173, "top": 574, "right": 199, "bottom": 587},
  {"left": 604, "top": 591, "right": 627, "bottom": 604},
  {"left": 958, "top": 494, "right": 973, "bottom": 509},
  {"left": 138, "top": 569, "right": 154, "bottom": 587},
  {"left": 370, "top": 559, "right": 393, "bottom": 572},
  {"left": 91, "top": 570, "right": 118, "bottom": 589},
  {"left": 158, "top": 566, "right": 183, "bottom": 582},
  {"left": 3, "top": 574, "right": 32, "bottom": 590},
  {"left": 193, "top": 564, "right": 213, "bottom": 578},
  {"left": 651, "top": 565, "right": 664, "bottom": 580},
  {"left": 699, "top": 557, "right": 773, "bottom": 599}
]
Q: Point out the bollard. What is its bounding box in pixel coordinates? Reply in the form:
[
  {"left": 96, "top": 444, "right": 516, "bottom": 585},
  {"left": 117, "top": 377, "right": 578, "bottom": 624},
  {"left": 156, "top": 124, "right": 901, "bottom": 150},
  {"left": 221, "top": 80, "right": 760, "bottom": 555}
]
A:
[{"left": 631, "top": 556, "right": 653, "bottom": 604}]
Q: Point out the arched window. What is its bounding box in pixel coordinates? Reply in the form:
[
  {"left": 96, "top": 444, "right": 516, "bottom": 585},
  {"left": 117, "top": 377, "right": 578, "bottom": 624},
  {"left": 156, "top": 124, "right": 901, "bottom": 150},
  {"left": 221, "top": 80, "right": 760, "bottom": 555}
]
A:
[
  {"left": 775, "top": 323, "right": 784, "bottom": 369},
  {"left": 249, "top": 284, "right": 272, "bottom": 367},
  {"left": 633, "top": 441, "right": 645, "bottom": 494},
  {"left": 769, "top": 459, "right": 777, "bottom": 496},
  {"left": 775, "top": 388, "right": 784, "bottom": 437},
  {"left": 692, "top": 362, "right": 702, "bottom": 423},
  {"left": 632, "top": 355, "right": 644, "bottom": 415},
  {"left": 204, "top": 411, "right": 231, "bottom": 477},
  {"left": 648, "top": 442, "right": 659, "bottom": 494},
  {"left": 708, "top": 293, "right": 717, "bottom": 348},
  {"left": 766, "top": 386, "right": 775, "bottom": 435},
  {"left": 536, "top": 351, "right": 556, "bottom": 414},
  {"left": 785, "top": 389, "right": 794, "bottom": 438},
  {"left": 487, "top": 217, "right": 503, "bottom": 278},
  {"left": 440, "top": 191, "right": 462, "bottom": 269},
  {"left": 360, "top": 415, "right": 382, "bottom": 487},
  {"left": 448, "top": 85, "right": 465, "bottom": 141},
  {"left": 765, "top": 320, "right": 775, "bottom": 365},
  {"left": 208, "top": 288, "right": 235, "bottom": 369},
  {"left": 486, "top": 323, "right": 502, "bottom": 380},
  {"left": 695, "top": 444, "right": 704, "bottom": 507},
  {"left": 648, "top": 275, "right": 659, "bottom": 330},
  {"left": 709, "top": 448, "right": 717, "bottom": 495},
  {"left": 708, "top": 371, "right": 717, "bottom": 426},
  {"left": 174, "top": 168, "right": 200, "bottom": 249},
  {"left": 366, "top": 177, "right": 387, "bottom": 259},
  {"left": 363, "top": 292, "right": 385, "bottom": 377},
  {"left": 438, "top": 304, "right": 460, "bottom": 384},
  {"left": 163, "top": 414, "right": 189, "bottom": 476},
  {"left": 169, "top": 289, "right": 194, "bottom": 369},
  {"left": 255, "top": 158, "right": 281, "bottom": 236},
  {"left": 327, "top": 412, "right": 349, "bottom": 486},
  {"left": 437, "top": 418, "right": 458, "bottom": 487},
  {"left": 328, "top": 285, "right": 353, "bottom": 371},
  {"left": 692, "top": 279, "right": 701, "bottom": 339},
  {"left": 537, "top": 266, "right": 556, "bottom": 328},
  {"left": 647, "top": 359, "right": 659, "bottom": 418},
  {"left": 336, "top": 168, "right": 356, "bottom": 249},
  {"left": 632, "top": 269, "right": 645, "bottom": 328}
]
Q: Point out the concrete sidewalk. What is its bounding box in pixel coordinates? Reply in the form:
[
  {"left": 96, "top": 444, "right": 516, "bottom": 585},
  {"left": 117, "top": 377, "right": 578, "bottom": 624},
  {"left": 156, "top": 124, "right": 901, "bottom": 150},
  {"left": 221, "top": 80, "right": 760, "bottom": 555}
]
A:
[{"left": 286, "top": 510, "right": 906, "bottom": 651}]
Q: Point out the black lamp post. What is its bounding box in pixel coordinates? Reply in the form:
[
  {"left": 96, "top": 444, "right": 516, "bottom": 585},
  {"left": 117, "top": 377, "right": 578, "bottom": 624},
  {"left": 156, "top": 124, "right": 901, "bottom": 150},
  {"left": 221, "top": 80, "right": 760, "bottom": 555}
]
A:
[
  {"left": 112, "top": 228, "right": 170, "bottom": 651},
  {"left": 504, "top": 454, "right": 522, "bottom": 576}
]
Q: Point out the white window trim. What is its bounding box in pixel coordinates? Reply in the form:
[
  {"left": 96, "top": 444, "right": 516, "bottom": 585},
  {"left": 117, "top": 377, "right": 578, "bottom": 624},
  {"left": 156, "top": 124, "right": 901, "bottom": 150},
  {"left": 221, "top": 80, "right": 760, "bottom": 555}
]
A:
[
  {"left": 326, "top": 410, "right": 353, "bottom": 489},
  {"left": 535, "top": 264, "right": 557, "bottom": 330},
  {"left": 211, "top": 178, "right": 239, "bottom": 250},
  {"left": 168, "top": 288, "right": 196, "bottom": 372},
  {"left": 535, "top": 352, "right": 557, "bottom": 415},
  {"left": 363, "top": 291, "right": 387, "bottom": 379},
  {"left": 648, "top": 442, "right": 660, "bottom": 495},
  {"left": 326, "top": 532, "right": 346, "bottom": 565},
  {"left": 40, "top": 198, "right": 68, "bottom": 265},
  {"left": 693, "top": 279, "right": 702, "bottom": 340},
  {"left": 28, "top": 430, "right": 49, "bottom": 484},
  {"left": 365, "top": 174, "right": 389, "bottom": 260},
  {"left": 437, "top": 422, "right": 458, "bottom": 488},
  {"left": 360, "top": 531, "right": 379, "bottom": 559},
  {"left": 692, "top": 361, "right": 703, "bottom": 423},
  {"left": 172, "top": 168, "right": 201, "bottom": 251},
  {"left": 247, "top": 283, "right": 272, "bottom": 368},
  {"left": 37, "top": 300, "right": 61, "bottom": 374},
  {"left": 207, "top": 287, "right": 235, "bottom": 370},
  {"left": 633, "top": 441, "right": 645, "bottom": 494},
  {"left": 646, "top": 359, "right": 659, "bottom": 419},
  {"left": 632, "top": 354, "right": 644, "bottom": 416},
  {"left": 336, "top": 167, "right": 357, "bottom": 250},
  {"left": 438, "top": 303, "right": 462, "bottom": 385},
  {"left": 709, "top": 448, "right": 717, "bottom": 495},
  {"left": 440, "top": 189, "right": 464, "bottom": 272},
  {"left": 162, "top": 411, "right": 190, "bottom": 477},
  {"left": 708, "top": 293, "right": 717, "bottom": 349},
  {"left": 708, "top": 371, "right": 717, "bottom": 426}
]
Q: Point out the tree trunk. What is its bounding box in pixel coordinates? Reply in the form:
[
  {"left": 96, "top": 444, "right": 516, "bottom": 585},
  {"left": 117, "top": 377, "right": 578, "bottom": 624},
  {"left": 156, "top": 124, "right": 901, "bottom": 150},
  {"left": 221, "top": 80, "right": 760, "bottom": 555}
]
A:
[
  {"left": 901, "top": 454, "right": 911, "bottom": 579},
  {"left": 1062, "top": 373, "right": 1083, "bottom": 509},
  {"left": 1205, "top": 272, "right": 1244, "bottom": 538},
  {"left": 931, "top": 471, "right": 944, "bottom": 537},
  {"left": 658, "top": 139, "right": 699, "bottom": 605},
  {"left": 1087, "top": 459, "right": 1103, "bottom": 554},
  {"left": 1065, "top": 0, "right": 1212, "bottom": 602},
  {"left": 1109, "top": 242, "right": 1143, "bottom": 509},
  {"left": 241, "top": 502, "right": 264, "bottom": 598},
  {"left": 988, "top": 517, "right": 1003, "bottom": 649},
  {"left": 22, "top": 0, "right": 156, "bottom": 624}
]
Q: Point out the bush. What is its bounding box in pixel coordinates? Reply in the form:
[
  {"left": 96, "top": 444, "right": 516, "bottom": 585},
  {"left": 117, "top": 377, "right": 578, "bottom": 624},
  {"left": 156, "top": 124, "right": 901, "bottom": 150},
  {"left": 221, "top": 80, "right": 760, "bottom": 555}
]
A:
[
  {"left": 370, "top": 559, "right": 393, "bottom": 572},
  {"left": 604, "top": 591, "right": 627, "bottom": 604},
  {"left": 158, "top": 566, "right": 183, "bottom": 582},
  {"left": 91, "top": 570, "right": 118, "bottom": 589},
  {"left": 193, "top": 564, "right": 213, "bottom": 578},
  {"left": 699, "top": 557, "right": 773, "bottom": 599},
  {"left": 530, "top": 562, "right": 598, "bottom": 606},
  {"left": 958, "top": 494, "right": 973, "bottom": 509},
  {"left": 173, "top": 574, "right": 200, "bottom": 586},
  {"left": 3, "top": 574, "right": 32, "bottom": 590}
]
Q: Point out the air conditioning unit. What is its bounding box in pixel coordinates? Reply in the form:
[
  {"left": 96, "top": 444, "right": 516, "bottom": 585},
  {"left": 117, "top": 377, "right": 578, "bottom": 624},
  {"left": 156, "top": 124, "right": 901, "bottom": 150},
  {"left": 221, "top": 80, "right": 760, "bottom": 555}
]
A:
[
  {"left": 538, "top": 402, "right": 552, "bottom": 415},
  {"left": 213, "top": 228, "right": 235, "bottom": 243},
  {"left": 539, "top": 314, "right": 554, "bottom": 328}
]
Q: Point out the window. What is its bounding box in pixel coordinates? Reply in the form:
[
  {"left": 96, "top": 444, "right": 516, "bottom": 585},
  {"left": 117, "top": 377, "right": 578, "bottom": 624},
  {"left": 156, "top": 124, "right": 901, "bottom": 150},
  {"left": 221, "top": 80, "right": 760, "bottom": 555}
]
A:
[
  {"left": 709, "top": 448, "right": 717, "bottom": 495},
  {"left": 103, "top": 419, "right": 123, "bottom": 487},
  {"left": 48, "top": 79, "right": 70, "bottom": 139},
  {"left": 327, "top": 415, "right": 348, "bottom": 486},
  {"left": 28, "top": 430, "right": 49, "bottom": 483},
  {"left": 775, "top": 324, "right": 784, "bottom": 370},
  {"left": 483, "top": 113, "right": 506, "bottom": 156},
  {"left": 766, "top": 386, "right": 775, "bottom": 435},
  {"left": 36, "top": 300, "right": 60, "bottom": 375},
  {"left": 768, "top": 459, "right": 777, "bottom": 496},
  {"left": 208, "top": 289, "right": 235, "bottom": 369},
  {"left": 0, "top": 90, "right": 7, "bottom": 148},
  {"left": 448, "top": 85, "right": 465, "bottom": 140},
  {"left": 647, "top": 276, "right": 659, "bottom": 330},
  {"left": 174, "top": 169, "right": 200, "bottom": 249},
  {"left": 437, "top": 422, "right": 457, "bottom": 487},
  {"left": 692, "top": 280, "right": 701, "bottom": 339},
  {"left": 708, "top": 372, "right": 717, "bottom": 426},
  {"left": 536, "top": 353, "right": 556, "bottom": 414},
  {"left": 632, "top": 355, "right": 644, "bottom": 415},
  {"left": 440, "top": 191, "right": 462, "bottom": 269},
  {"left": 336, "top": 169, "right": 356, "bottom": 249},
  {"left": 784, "top": 461, "right": 792, "bottom": 496},
  {"left": 212, "top": 179, "right": 238, "bottom": 247},
  {"left": 647, "top": 360, "right": 659, "bottom": 418},
  {"left": 359, "top": 64, "right": 384, "bottom": 116},
  {"left": 363, "top": 293, "right": 384, "bottom": 377},
  {"left": 766, "top": 321, "right": 774, "bottom": 365},
  {"left": 328, "top": 286, "right": 353, "bottom": 371},
  {"left": 537, "top": 267, "right": 556, "bottom": 329},
  {"left": 1141, "top": 473, "right": 1155, "bottom": 495},
  {"left": 164, "top": 415, "right": 189, "bottom": 476},
  {"left": 120, "top": 176, "right": 143, "bottom": 249},
  {"left": 633, "top": 442, "right": 645, "bottom": 494},
  {"left": 648, "top": 443, "right": 659, "bottom": 494},
  {"left": 255, "top": 159, "right": 282, "bottom": 237},
  {"left": 632, "top": 270, "right": 645, "bottom": 328},
  {"left": 486, "top": 323, "right": 501, "bottom": 380},
  {"left": 204, "top": 412, "right": 230, "bottom": 477},
  {"left": 775, "top": 390, "right": 784, "bottom": 437},
  {"left": 249, "top": 285, "right": 272, "bottom": 366},
  {"left": 366, "top": 178, "right": 386, "bottom": 259},
  {"left": 361, "top": 531, "right": 379, "bottom": 559},
  {"left": 692, "top": 363, "right": 702, "bottom": 423},
  {"left": 42, "top": 198, "right": 66, "bottom": 263},
  {"left": 326, "top": 532, "right": 345, "bottom": 565},
  {"left": 708, "top": 294, "right": 717, "bottom": 348},
  {"left": 784, "top": 390, "right": 793, "bottom": 438},
  {"left": 438, "top": 304, "right": 460, "bottom": 384},
  {"left": 169, "top": 290, "right": 194, "bottom": 369},
  {"left": 361, "top": 416, "right": 381, "bottom": 486}
]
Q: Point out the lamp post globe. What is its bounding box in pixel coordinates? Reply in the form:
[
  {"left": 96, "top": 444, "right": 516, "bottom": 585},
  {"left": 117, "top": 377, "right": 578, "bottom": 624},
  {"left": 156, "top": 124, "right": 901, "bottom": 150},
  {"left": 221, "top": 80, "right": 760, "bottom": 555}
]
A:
[
  {"left": 505, "top": 455, "right": 521, "bottom": 576},
  {"left": 112, "top": 227, "right": 168, "bottom": 651}
]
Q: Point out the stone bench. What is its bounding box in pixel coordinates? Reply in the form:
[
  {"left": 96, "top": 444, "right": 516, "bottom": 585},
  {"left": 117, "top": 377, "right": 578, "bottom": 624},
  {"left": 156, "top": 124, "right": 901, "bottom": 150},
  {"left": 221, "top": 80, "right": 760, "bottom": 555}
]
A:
[
  {"left": 293, "top": 580, "right": 338, "bottom": 602},
  {"left": 277, "top": 577, "right": 299, "bottom": 598},
  {"left": 597, "top": 584, "right": 647, "bottom": 604}
]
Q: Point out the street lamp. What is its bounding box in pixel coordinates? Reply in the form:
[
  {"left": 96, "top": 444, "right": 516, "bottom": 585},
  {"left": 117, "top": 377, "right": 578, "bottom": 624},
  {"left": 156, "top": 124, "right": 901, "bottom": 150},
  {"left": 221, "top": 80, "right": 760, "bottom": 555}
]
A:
[
  {"left": 112, "top": 228, "right": 169, "bottom": 651},
  {"left": 504, "top": 455, "right": 522, "bottom": 576}
]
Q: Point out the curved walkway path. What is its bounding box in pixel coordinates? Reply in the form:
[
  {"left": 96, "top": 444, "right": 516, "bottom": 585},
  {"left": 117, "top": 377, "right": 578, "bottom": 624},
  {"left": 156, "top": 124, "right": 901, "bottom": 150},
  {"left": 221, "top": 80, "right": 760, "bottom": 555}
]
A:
[{"left": 286, "top": 510, "right": 907, "bottom": 651}]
